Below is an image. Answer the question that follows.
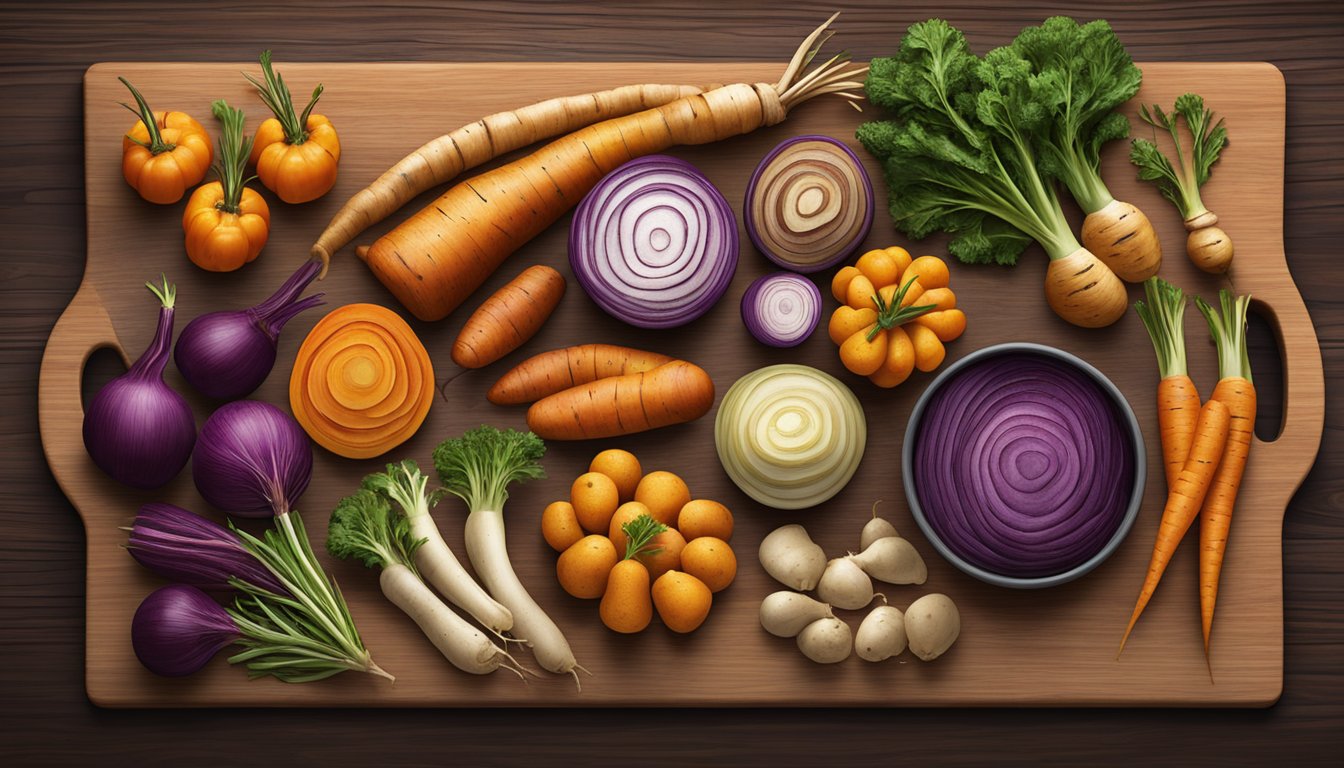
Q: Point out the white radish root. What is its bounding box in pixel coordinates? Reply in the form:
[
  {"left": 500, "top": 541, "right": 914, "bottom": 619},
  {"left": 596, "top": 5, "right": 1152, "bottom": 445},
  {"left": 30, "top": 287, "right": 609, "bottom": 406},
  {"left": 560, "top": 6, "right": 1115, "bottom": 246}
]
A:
[
  {"left": 759, "top": 524, "right": 826, "bottom": 591},
  {"left": 796, "top": 617, "right": 852, "bottom": 664},
  {"left": 850, "top": 536, "right": 928, "bottom": 585},
  {"left": 817, "top": 557, "right": 879, "bottom": 611},
  {"left": 380, "top": 563, "right": 526, "bottom": 677},
  {"left": 410, "top": 514, "right": 515, "bottom": 635},
  {"left": 759, "top": 591, "right": 834, "bottom": 638},
  {"left": 905, "top": 593, "right": 961, "bottom": 662},
  {"left": 855, "top": 605, "right": 906, "bottom": 662}
]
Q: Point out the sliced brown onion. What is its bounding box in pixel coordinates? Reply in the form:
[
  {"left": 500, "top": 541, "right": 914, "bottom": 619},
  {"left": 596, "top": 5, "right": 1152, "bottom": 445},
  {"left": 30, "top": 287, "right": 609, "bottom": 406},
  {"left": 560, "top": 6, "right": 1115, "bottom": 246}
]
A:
[
  {"left": 745, "top": 135, "right": 874, "bottom": 273},
  {"left": 741, "top": 272, "right": 822, "bottom": 347},
  {"left": 569, "top": 155, "right": 738, "bottom": 329}
]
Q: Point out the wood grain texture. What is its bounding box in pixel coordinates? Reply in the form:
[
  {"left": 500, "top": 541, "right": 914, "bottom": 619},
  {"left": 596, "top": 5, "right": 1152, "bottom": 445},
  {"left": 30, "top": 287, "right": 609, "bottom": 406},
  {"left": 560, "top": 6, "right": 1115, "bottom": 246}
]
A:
[
  {"left": 2, "top": 1, "right": 1341, "bottom": 764},
  {"left": 46, "top": 59, "right": 1318, "bottom": 709}
]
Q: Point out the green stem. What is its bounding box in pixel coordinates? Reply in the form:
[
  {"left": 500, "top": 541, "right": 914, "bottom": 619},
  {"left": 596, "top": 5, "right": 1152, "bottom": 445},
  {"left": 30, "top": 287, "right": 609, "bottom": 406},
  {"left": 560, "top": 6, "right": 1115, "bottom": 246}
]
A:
[
  {"left": 244, "top": 50, "right": 321, "bottom": 145},
  {"left": 866, "top": 276, "right": 939, "bottom": 342},
  {"left": 1134, "top": 277, "right": 1188, "bottom": 379},
  {"left": 208, "top": 100, "right": 256, "bottom": 214},
  {"left": 621, "top": 515, "right": 668, "bottom": 560},
  {"left": 119, "top": 77, "right": 174, "bottom": 154},
  {"left": 1195, "top": 289, "right": 1252, "bottom": 383}
]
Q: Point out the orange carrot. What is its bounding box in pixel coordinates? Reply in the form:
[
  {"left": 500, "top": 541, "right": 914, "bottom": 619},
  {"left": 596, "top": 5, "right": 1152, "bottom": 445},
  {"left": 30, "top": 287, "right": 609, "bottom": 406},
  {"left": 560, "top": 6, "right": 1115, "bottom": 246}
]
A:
[
  {"left": 1135, "top": 278, "right": 1201, "bottom": 490},
  {"left": 1119, "top": 397, "right": 1230, "bottom": 655},
  {"left": 451, "top": 265, "right": 566, "bottom": 369},
  {"left": 357, "top": 16, "right": 865, "bottom": 321},
  {"left": 1195, "top": 290, "right": 1256, "bottom": 657},
  {"left": 487, "top": 344, "right": 675, "bottom": 405},
  {"left": 310, "top": 83, "right": 705, "bottom": 268},
  {"left": 526, "top": 360, "right": 714, "bottom": 440}
]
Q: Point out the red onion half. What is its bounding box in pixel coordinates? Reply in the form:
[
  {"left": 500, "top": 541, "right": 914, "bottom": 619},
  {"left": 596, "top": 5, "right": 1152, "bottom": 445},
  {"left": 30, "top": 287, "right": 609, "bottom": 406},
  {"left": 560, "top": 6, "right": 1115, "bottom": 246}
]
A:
[
  {"left": 744, "top": 135, "right": 874, "bottom": 273},
  {"left": 192, "top": 400, "right": 312, "bottom": 518},
  {"left": 911, "top": 351, "right": 1136, "bottom": 579},
  {"left": 570, "top": 155, "right": 738, "bottom": 329},
  {"left": 740, "top": 272, "right": 822, "bottom": 347}
]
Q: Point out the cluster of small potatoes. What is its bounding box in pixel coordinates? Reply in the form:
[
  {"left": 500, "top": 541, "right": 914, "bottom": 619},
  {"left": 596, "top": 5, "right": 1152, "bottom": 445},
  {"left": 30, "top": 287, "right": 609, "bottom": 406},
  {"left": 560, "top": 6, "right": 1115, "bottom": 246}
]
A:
[
  {"left": 542, "top": 450, "right": 737, "bottom": 634},
  {"left": 757, "top": 512, "right": 960, "bottom": 664}
]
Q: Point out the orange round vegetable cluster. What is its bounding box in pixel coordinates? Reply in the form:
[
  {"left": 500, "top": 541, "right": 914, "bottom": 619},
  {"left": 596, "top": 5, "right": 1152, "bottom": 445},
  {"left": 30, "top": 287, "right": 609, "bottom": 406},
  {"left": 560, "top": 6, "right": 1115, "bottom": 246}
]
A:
[
  {"left": 545, "top": 449, "right": 736, "bottom": 634},
  {"left": 828, "top": 247, "right": 968, "bottom": 388},
  {"left": 289, "top": 303, "right": 434, "bottom": 459}
]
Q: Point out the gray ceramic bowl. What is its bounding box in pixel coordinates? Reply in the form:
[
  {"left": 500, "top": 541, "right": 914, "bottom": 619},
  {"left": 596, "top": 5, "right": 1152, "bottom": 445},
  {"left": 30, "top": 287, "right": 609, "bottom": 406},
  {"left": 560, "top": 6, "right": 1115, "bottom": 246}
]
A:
[{"left": 901, "top": 342, "right": 1146, "bottom": 589}]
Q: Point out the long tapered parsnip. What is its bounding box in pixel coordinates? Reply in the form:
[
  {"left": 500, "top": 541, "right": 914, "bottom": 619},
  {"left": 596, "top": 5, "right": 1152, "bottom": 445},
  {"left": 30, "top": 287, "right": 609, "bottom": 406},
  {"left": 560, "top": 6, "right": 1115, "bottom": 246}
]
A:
[
  {"left": 359, "top": 14, "right": 866, "bottom": 321},
  {"left": 379, "top": 563, "right": 522, "bottom": 676},
  {"left": 310, "top": 82, "right": 706, "bottom": 270}
]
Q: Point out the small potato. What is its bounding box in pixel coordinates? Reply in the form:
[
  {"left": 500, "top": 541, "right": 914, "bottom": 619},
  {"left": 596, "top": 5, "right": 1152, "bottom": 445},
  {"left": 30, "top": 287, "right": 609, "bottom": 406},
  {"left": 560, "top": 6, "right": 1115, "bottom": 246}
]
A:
[
  {"left": 634, "top": 471, "right": 691, "bottom": 526},
  {"left": 600, "top": 559, "right": 653, "bottom": 633},
  {"left": 817, "top": 557, "right": 877, "bottom": 610},
  {"left": 905, "top": 593, "right": 961, "bottom": 662},
  {"left": 796, "top": 617, "right": 852, "bottom": 664},
  {"left": 758, "top": 524, "right": 826, "bottom": 591},
  {"left": 652, "top": 570, "right": 713, "bottom": 633},
  {"left": 855, "top": 605, "right": 906, "bottom": 662},
  {"left": 679, "top": 536, "right": 736, "bottom": 593},
  {"left": 571, "top": 472, "right": 619, "bottom": 533},
  {"left": 676, "top": 499, "right": 734, "bottom": 542},
  {"left": 637, "top": 527, "right": 686, "bottom": 582},
  {"left": 590, "top": 449, "right": 642, "bottom": 502},
  {"left": 759, "top": 591, "right": 833, "bottom": 638},
  {"left": 541, "top": 500, "right": 584, "bottom": 552},
  {"left": 850, "top": 536, "right": 927, "bottom": 586},
  {"left": 860, "top": 506, "right": 899, "bottom": 552},
  {"left": 556, "top": 535, "right": 618, "bottom": 599},
  {"left": 608, "top": 501, "right": 653, "bottom": 557}
]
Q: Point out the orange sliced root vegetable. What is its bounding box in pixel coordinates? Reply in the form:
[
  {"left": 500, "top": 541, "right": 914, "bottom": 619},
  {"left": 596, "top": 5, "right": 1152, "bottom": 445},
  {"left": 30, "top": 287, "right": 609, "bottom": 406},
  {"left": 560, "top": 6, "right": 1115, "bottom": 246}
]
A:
[
  {"left": 487, "top": 343, "right": 675, "bottom": 405},
  {"left": 451, "top": 265, "right": 566, "bottom": 369},
  {"left": 1118, "top": 397, "right": 1230, "bottom": 655},
  {"left": 289, "top": 303, "right": 433, "bottom": 459}
]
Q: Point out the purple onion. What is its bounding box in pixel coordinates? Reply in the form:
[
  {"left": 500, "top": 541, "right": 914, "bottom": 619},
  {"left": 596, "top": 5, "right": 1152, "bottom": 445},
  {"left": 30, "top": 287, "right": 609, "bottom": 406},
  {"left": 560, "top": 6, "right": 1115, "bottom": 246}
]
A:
[
  {"left": 175, "top": 259, "right": 325, "bottom": 400},
  {"left": 740, "top": 272, "right": 822, "bottom": 347},
  {"left": 132, "top": 584, "right": 240, "bottom": 677},
  {"left": 744, "top": 135, "right": 874, "bottom": 273},
  {"left": 192, "top": 400, "right": 312, "bottom": 518},
  {"left": 570, "top": 154, "right": 738, "bottom": 329},
  {"left": 127, "top": 502, "right": 288, "bottom": 594},
  {"left": 912, "top": 353, "right": 1135, "bottom": 578},
  {"left": 82, "top": 277, "right": 195, "bottom": 489}
]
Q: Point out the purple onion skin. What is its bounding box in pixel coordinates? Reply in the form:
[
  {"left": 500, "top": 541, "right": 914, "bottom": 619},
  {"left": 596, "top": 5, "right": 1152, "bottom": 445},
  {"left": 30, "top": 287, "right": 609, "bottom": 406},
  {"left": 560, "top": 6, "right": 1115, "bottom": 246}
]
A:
[
  {"left": 740, "top": 272, "right": 822, "bottom": 348},
  {"left": 82, "top": 281, "right": 195, "bottom": 490},
  {"left": 132, "top": 584, "right": 240, "bottom": 677},
  {"left": 127, "top": 502, "right": 288, "bottom": 595},
  {"left": 192, "top": 400, "right": 312, "bottom": 518},
  {"left": 175, "top": 259, "right": 325, "bottom": 400}
]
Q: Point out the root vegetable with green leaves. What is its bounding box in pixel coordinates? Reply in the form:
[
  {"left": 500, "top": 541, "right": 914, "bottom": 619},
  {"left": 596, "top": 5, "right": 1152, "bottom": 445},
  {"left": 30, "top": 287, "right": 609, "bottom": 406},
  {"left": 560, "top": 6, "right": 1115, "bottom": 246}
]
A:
[{"left": 1131, "top": 94, "right": 1233, "bottom": 273}]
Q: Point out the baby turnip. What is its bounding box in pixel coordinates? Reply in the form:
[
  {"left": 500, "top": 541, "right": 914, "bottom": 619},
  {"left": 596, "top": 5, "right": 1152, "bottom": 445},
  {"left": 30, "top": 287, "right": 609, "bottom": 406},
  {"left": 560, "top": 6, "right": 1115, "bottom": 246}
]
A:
[
  {"left": 796, "top": 617, "right": 852, "bottom": 664},
  {"left": 904, "top": 593, "right": 961, "bottom": 661},
  {"left": 850, "top": 536, "right": 927, "bottom": 586},
  {"left": 855, "top": 605, "right": 906, "bottom": 662},
  {"left": 759, "top": 591, "right": 834, "bottom": 638},
  {"left": 758, "top": 524, "right": 826, "bottom": 591},
  {"left": 860, "top": 515, "right": 899, "bottom": 552},
  {"left": 817, "top": 557, "right": 879, "bottom": 610}
]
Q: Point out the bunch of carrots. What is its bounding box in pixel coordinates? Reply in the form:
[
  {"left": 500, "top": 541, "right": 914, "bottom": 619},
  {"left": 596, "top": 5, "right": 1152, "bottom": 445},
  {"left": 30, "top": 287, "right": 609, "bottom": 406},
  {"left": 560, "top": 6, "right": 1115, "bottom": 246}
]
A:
[{"left": 1120, "top": 278, "right": 1255, "bottom": 667}]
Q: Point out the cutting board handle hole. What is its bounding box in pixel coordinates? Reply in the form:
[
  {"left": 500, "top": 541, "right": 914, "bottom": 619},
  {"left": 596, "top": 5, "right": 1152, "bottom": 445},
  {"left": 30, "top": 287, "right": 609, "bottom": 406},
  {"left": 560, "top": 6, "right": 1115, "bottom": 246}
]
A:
[
  {"left": 80, "top": 346, "right": 127, "bottom": 413},
  {"left": 1245, "top": 299, "right": 1285, "bottom": 443}
]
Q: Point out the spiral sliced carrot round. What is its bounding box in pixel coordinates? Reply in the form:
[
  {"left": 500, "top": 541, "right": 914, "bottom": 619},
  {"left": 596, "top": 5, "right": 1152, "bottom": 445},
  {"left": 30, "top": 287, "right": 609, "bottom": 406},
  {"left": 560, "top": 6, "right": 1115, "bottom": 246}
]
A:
[{"left": 290, "top": 303, "right": 433, "bottom": 459}]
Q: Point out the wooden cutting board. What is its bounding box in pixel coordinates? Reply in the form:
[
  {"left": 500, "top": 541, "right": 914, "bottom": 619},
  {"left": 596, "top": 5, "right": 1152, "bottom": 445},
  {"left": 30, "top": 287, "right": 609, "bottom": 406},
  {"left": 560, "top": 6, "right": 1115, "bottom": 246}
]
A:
[{"left": 41, "top": 61, "right": 1321, "bottom": 707}]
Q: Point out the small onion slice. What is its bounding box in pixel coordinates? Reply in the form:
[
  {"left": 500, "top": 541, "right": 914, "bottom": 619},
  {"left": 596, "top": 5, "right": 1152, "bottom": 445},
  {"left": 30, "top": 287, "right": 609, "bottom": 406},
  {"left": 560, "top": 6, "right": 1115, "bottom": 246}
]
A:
[
  {"left": 569, "top": 154, "right": 738, "bottom": 329},
  {"left": 715, "top": 364, "right": 866, "bottom": 510},
  {"left": 741, "top": 272, "right": 822, "bottom": 348},
  {"left": 745, "top": 135, "right": 874, "bottom": 273},
  {"left": 912, "top": 353, "right": 1136, "bottom": 578}
]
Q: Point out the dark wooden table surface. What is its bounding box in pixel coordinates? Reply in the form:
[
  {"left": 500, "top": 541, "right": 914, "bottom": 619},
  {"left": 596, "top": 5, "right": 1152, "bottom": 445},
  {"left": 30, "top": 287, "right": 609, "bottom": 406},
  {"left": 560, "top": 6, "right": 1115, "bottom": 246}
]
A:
[{"left": 2, "top": 1, "right": 1339, "bottom": 764}]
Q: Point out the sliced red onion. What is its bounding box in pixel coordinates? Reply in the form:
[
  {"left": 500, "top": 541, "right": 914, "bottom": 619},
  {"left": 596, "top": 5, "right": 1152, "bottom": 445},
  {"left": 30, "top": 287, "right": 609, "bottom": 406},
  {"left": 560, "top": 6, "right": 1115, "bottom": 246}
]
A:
[
  {"left": 741, "top": 272, "right": 822, "bottom": 347},
  {"left": 745, "top": 135, "right": 874, "bottom": 273},
  {"left": 912, "top": 353, "right": 1135, "bottom": 578},
  {"left": 570, "top": 155, "right": 738, "bottom": 329}
]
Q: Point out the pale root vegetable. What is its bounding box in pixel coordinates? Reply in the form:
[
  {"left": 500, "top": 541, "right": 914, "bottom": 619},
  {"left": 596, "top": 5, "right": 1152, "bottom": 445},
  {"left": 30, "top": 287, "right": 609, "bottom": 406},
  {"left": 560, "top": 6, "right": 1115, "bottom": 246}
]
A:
[
  {"left": 855, "top": 605, "right": 907, "bottom": 662},
  {"left": 608, "top": 501, "right": 652, "bottom": 557},
  {"left": 379, "top": 563, "right": 524, "bottom": 676},
  {"left": 759, "top": 591, "right": 834, "bottom": 638},
  {"left": 541, "top": 501, "right": 584, "bottom": 552},
  {"left": 311, "top": 83, "right": 705, "bottom": 267},
  {"left": 817, "top": 557, "right": 879, "bottom": 610},
  {"left": 1044, "top": 248, "right": 1129, "bottom": 329},
  {"left": 488, "top": 344, "right": 675, "bottom": 405},
  {"left": 1081, "top": 199, "right": 1162, "bottom": 282},
  {"left": 796, "top": 617, "right": 853, "bottom": 664},
  {"left": 571, "top": 472, "right": 620, "bottom": 534},
  {"left": 1185, "top": 212, "right": 1233, "bottom": 274},
  {"left": 676, "top": 499, "right": 734, "bottom": 542},
  {"left": 652, "top": 570, "right": 713, "bottom": 633},
  {"left": 556, "top": 534, "right": 619, "bottom": 599},
  {"left": 904, "top": 593, "right": 961, "bottom": 661},
  {"left": 599, "top": 559, "right": 653, "bottom": 634},
  {"left": 850, "top": 536, "right": 928, "bottom": 585},
  {"left": 634, "top": 471, "right": 692, "bottom": 526},
  {"left": 589, "top": 449, "right": 642, "bottom": 502},
  {"left": 860, "top": 503, "right": 899, "bottom": 551},
  {"left": 638, "top": 528, "right": 686, "bottom": 582},
  {"left": 526, "top": 360, "right": 715, "bottom": 440},
  {"left": 358, "top": 16, "right": 866, "bottom": 321},
  {"left": 759, "top": 524, "right": 827, "bottom": 591},
  {"left": 679, "top": 536, "right": 736, "bottom": 593},
  {"left": 451, "top": 265, "right": 566, "bottom": 369}
]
